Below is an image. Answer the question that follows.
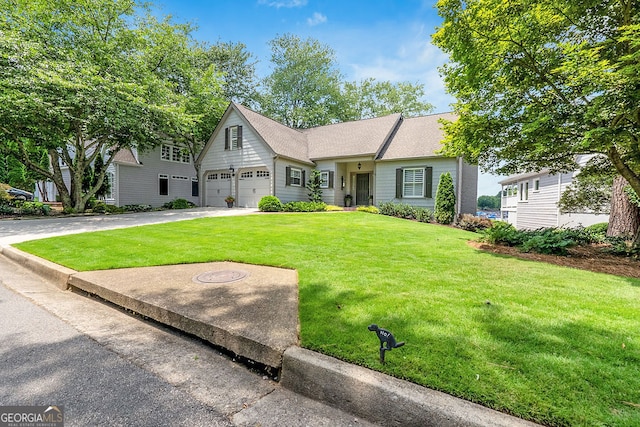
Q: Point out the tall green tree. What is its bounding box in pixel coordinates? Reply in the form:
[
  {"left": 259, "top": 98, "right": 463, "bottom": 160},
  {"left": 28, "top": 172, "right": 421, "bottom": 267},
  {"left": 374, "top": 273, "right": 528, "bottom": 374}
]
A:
[
  {"left": 260, "top": 33, "right": 343, "bottom": 129},
  {"left": 338, "top": 79, "right": 434, "bottom": 121},
  {"left": 0, "top": 0, "right": 217, "bottom": 212},
  {"left": 434, "top": 172, "right": 456, "bottom": 224},
  {"left": 433, "top": 0, "right": 640, "bottom": 239}
]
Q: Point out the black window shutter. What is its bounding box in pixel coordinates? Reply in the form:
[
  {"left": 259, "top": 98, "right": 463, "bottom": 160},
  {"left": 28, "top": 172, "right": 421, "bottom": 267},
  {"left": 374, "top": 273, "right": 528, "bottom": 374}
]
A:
[
  {"left": 425, "top": 167, "right": 433, "bottom": 198},
  {"left": 302, "top": 170, "right": 306, "bottom": 185},
  {"left": 285, "top": 166, "right": 291, "bottom": 186},
  {"left": 237, "top": 126, "right": 243, "bottom": 149},
  {"left": 328, "top": 171, "right": 334, "bottom": 188},
  {"left": 224, "top": 128, "right": 229, "bottom": 150},
  {"left": 395, "top": 168, "right": 403, "bottom": 199}
]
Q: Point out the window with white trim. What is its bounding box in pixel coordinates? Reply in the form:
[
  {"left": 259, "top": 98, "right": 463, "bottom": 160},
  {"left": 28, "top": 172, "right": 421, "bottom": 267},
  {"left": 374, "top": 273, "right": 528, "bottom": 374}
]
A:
[
  {"left": 256, "top": 170, "right": 270, "bottom": 178},
  {"left": 191, "top": 177, "right": 198, "bottom": 197},
  {"left": 533, "top": 178, "right": 540, "bottom": 191},
  {"left": 320, "top": 171, "right": 329, "bottom": 189},
  {"left": 207, "top": 173, "right": 218, "bottom": 180},
  {"left": 105, "top": 171, "right": 115, "bottom": 200},
  {"left": 171, "top": 175, "right": 188, "bottom": 180},
  {"left": 160, "top": 144, "right": 190, "bottom": 164},
  {"left": 290, "top": 168, "right": 302, "bottom": 186},
  {"left": 159, "top": 174, "right": 169, "bottom": 196},
  {"left": 220, "top": 173, "right": 231, "bottom": 179},
  {"left": 403, "top": 168, "right": 424, "bottom": 198},
  {"left": 225, "top": 125, "right": 243, "bottom": 150}
]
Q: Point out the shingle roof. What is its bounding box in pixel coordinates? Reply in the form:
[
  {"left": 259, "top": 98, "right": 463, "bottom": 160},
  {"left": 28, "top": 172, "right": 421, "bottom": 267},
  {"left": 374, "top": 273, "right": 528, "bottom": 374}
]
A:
[
  {"left": 112, "top": 148, "right": 139, "bottom": 165},
  {"left": 226, "top": 103, "right": 454, "bottom": 163},
  {"left": 233, "top": 104, "right": 311, "bottom": 163},
  {"left": 305, "top": 113, "right": 402, "bottom": 159},
  {"left": 377, "top": 112, "right": 456, "bottom": 161}
]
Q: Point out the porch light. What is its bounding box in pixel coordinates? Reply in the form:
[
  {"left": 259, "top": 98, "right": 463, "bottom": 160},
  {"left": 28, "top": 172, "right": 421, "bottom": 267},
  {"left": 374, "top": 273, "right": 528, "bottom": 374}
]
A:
[
  {"left": 229, "top": 165, "right": 235, "bottom": 175},
  {"left": 357, "top": 162, "right": 362, "bottom": 170}
]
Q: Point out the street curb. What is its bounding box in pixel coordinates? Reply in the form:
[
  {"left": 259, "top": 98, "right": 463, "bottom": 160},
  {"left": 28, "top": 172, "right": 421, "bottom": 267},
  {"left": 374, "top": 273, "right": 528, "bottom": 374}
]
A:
[
  {"left": 281, "top": 346, "right": 539, "bottom": 427},
  {"left": 1, "top": 246, "right": 74, "bottom": 290},
  {"left": 1, "top": 248, "right": 540, "bottom": 427}
]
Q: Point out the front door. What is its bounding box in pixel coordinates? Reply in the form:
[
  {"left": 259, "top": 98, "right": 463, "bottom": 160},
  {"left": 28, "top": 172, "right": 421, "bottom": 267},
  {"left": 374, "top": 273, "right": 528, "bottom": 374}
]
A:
[{"left": 356, "top": 173, "right": 369, "bottom": 205}]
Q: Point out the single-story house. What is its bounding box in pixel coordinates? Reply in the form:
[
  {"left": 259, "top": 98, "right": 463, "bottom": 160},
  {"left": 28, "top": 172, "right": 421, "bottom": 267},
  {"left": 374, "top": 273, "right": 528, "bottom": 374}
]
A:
[
  {"left": 197, "top": 103, "right": 478, "bottom": 213},
  {"left": 499, "top": 154, "right": 609, "bottom": 229},
  {"left": 36, "top": 144, "right": 199, "bottom": 208}
]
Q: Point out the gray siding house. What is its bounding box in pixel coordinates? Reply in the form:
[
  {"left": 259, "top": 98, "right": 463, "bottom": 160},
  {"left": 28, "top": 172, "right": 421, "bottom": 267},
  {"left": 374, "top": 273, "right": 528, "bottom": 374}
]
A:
[
  {"left": 500, "top": 154, "right": 609, "bottom": 229},
  {"left": 197, "top": 103, "right": 478, "bottom": 213},
  {"left": 36, "top": 143, "right": 199, "bottom": 208}
]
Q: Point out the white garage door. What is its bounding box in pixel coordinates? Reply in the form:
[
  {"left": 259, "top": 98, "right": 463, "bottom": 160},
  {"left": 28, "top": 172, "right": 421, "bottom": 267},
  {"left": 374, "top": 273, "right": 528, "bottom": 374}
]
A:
[
  {"left": 238, "top": 168, "right": 271, "bottom": 208},
  {"left": 205, "top": 171, "right": 232, "bottom": 207}
]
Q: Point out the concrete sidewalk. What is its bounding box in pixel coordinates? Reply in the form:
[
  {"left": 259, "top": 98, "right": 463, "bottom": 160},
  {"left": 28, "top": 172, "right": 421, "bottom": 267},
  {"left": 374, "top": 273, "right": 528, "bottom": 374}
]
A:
[{"left": 2, "top": 246, "right": 540, "bottom": 427}]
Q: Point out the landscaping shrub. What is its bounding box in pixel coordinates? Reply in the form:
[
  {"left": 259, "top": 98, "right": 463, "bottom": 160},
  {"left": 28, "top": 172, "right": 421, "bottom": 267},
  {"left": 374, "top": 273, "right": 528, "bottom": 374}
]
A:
[
  {"left": 480, "top": 221, "right": 523, "bottom": 246},
  {"left": 520, "top": 228, "right": 576, "bottom": 255},
  {"left": 434, "top": 171, "right": 456, "bottom": 224},
  {"left": 456, "top": 214, "right": 493, "bottom": 232},
  {"left": 356, "top": 205, "right": 379, "bottom": 214},
  {"left": 0, "top": 204, "right": 13, "bottom": 215},
  {"left": 163, "top": 198, "right": 195, "bottom": 209},
  {"left": 378, "top": 202, "right": 432, "bottom": 223},
  {"left": 123, "top": 204, "right": 152, "bottom": 212},
  {"left": 583, "top": 222, "right": 608, "bottom": 243},
  {"left": 282, "top": 201, "right": 327, "bottom": 212},
  {"left": 258, "top": 195, "right": 283, "bottom": 212},
  {"left": 306, "top": 170, "right": 323, "bottom": 203},
  {"left": 92, "top": 201, "right": 123, "bottom": 214},
  {"left": 17, "top": 201, "right": 51, "bottom": 216}
]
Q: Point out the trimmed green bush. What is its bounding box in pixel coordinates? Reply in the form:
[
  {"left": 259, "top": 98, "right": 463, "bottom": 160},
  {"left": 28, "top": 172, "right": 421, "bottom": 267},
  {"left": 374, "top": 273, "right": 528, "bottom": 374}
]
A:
[
  {"left": 282, "top": 201, "right": 327, "bottom": 212},
  {"left": 258, "top": 195, "right": 283, "bottom": 212},
  {"left": 378, "top": 202, "right": 432, "bottom": 223},
  {"left": 434, "top": 171, "right": 456, "bottom": 224},
  {"left": 123, "top": 204, "right": 152, "bottom": 212},
  {"left": 480, "top": 221, "right": 523, "bottom": 246},
  {"left": 163, "top": 198, "right": 195, "bottom": 209},
  {"left": 520, "top": 229, "right": 576, "bottom": 255}
]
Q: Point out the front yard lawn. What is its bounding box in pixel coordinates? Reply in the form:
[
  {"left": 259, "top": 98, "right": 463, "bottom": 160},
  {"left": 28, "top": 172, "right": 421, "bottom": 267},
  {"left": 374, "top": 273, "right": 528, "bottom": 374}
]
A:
[{"left": 14, "top": 213, "right": 640, "bottom": 426}]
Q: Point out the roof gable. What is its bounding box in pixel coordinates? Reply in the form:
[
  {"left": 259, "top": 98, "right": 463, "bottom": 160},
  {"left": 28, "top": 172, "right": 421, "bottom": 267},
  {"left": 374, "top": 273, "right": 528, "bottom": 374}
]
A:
[
  {"left": 377, "top": 112, "right": 456, "bottom": 161},
  {"left": 233, "top": 104, "right": 310, "bottom": 163},
  {"left": 305, "top": 113, "right": 402, "bottom": 159}
]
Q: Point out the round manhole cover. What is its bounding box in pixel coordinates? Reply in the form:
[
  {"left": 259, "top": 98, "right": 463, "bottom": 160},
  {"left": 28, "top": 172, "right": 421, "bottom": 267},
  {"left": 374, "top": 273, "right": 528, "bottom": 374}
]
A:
[{"left": 193, "top": 270, "right": 250, "bottom": 284}]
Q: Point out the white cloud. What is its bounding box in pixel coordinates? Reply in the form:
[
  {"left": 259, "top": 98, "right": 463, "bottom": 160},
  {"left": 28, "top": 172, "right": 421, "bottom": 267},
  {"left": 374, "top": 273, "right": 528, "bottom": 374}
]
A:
[
  {"left": 307, "top": 12, "right": 327, "bottom": 26},
  {"left": 257, "top": 0, "right": 307, "bottom": 8}
]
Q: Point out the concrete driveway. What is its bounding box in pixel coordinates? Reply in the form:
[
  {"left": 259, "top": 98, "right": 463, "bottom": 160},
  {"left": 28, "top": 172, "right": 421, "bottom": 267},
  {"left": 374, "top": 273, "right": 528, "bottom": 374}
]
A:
[{"left": 0, "top": 207, "right": 257, "bottom": 247}]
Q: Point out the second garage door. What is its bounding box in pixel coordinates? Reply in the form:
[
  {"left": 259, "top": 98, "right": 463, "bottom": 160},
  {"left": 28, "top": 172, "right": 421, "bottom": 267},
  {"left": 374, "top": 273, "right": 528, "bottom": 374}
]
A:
[{"left": 237, "top": 168, "right": 271, "bottom": 208}]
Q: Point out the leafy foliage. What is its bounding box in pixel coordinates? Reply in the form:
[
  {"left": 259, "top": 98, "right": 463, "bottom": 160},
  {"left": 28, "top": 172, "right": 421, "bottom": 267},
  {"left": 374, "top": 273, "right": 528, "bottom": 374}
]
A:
[
  {"left": 433, "top": 0, "right": 640, "bottom": 225},
  {"left": 378, "top": 202, "right": 433, "bottom": 223},
  {"left": 477, "top": 194, "right": 500, "bottom": 210},
  {"left": 306, "top": 170, "right": 323, "bottom": 203},
  {"left": 456, "top": 214, "right": 493, "bottom": 232},
  {"left": 282, "top": 201, "right": 327, "bottom": 212},
  {"left": 258, "top": 195, "right": 283, "bottom": 212},
  {"left": 356, "top": 205, "right": 380, "bottom": 214},
  {"left": 434, "top": 172, "right": 456, "bottom": 224},
  {"left": 163, "top": 199, "right": 195, "bottom": 210}
]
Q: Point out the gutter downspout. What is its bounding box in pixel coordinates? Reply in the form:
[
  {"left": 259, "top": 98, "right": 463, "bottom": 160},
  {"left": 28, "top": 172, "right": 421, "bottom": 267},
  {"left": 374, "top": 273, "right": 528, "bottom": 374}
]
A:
[
  {"left": 556, "top": 173, "right": 562, "bottom": 228},
  {"left": 273, "top": 155, "right": 278, "bottom": 198},
  {"left": 457, "top": 157, "right": 463, "bottom": 215}
]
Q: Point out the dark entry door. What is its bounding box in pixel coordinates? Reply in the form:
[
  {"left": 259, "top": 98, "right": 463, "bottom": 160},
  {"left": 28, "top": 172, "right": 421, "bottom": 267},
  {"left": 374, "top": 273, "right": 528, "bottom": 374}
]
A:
[{"left": 356, "top": 173, "right": 369, "bottom": 205}]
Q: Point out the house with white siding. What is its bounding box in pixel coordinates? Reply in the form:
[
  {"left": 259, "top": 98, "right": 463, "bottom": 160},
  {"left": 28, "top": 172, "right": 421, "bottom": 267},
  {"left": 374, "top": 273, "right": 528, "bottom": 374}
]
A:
[
  {"left": 197, "top": 103, "right": 478, "bottom": 213},
  {"left": 499, "top": 154, "right": 609, "bottom": 229}
]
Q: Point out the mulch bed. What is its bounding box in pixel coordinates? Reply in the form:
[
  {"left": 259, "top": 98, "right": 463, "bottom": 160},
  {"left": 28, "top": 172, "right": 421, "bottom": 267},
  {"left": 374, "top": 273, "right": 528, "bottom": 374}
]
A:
[{"left": 468, "top": 241, "right": 640, "bottom": 279}]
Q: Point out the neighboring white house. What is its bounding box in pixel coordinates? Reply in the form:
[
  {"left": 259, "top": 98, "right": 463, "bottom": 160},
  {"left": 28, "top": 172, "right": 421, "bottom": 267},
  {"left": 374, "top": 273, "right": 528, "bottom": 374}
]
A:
[
  {"left": 499, "top": 154, "right": 609, "bottom": 229},
  {"left": 36, "top": 143, "right": 199, "bottom": 208},
  {"left": 197, "top": 103, "right": 478, "bottom": 213}
]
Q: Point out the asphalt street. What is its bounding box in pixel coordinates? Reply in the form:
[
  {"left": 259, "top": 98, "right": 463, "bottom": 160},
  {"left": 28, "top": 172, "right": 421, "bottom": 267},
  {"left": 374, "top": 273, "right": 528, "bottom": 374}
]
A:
[
  {"left": 0, "top": 210, "right": 371, "bottom": 426},
  {"left": 0, "top": 282, "right": 232, "bottom": 427}
]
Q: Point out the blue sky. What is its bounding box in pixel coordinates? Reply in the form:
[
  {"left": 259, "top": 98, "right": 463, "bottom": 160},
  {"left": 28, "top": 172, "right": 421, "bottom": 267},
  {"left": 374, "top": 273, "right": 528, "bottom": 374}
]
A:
[{"left": 155, "top": 0, "right": 503, "bottom": 196}]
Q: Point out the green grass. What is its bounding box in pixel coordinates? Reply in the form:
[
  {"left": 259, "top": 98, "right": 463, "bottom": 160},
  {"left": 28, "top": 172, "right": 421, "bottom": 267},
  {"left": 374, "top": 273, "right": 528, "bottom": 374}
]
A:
[{"left": 15, "top": 213, "right": 640, "bottom": 426}]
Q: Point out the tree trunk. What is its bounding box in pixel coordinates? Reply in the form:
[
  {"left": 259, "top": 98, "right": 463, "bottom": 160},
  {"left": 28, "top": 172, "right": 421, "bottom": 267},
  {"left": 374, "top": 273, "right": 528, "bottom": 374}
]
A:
[{"left": 607, "top": 176, "right": 640, "bottom": 240}]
